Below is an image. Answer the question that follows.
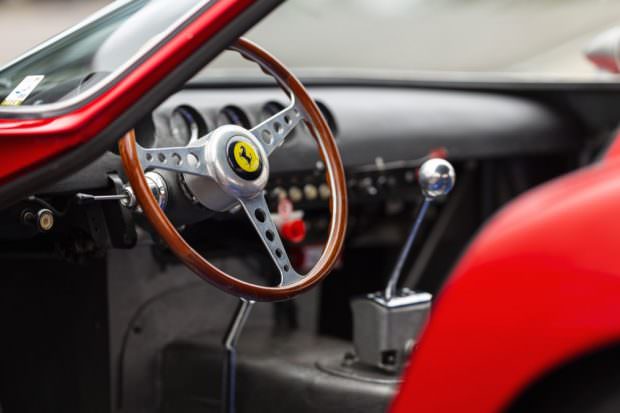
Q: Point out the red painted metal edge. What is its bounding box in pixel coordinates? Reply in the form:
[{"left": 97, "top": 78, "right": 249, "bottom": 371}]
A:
[
  {"left": 392, "top": 159, "right": 620, "bottom": 412},
  {"left": 0, "top": 0, "right": 254, "bottom": 184},
  {"left": 604, "top": 128, "right": 620, "bottom": 161}
]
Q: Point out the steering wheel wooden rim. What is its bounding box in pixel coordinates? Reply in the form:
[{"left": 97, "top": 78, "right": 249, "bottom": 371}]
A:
[{"left": 119, "top": 38, "right": 347, "bottom": 302}]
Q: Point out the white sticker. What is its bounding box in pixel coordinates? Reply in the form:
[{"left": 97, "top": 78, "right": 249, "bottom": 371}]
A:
[{"left": 1, "top": 75, "right": 45, "bottom": 106}]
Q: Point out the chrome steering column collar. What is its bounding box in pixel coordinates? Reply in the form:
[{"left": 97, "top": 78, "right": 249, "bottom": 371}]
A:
[{"left": 121, "top": 171, "right": 168, "bottom": 211}]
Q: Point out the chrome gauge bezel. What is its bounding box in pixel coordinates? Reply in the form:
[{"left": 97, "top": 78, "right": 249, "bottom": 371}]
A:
[{"left": 169, "top": 105, "right": 207, "bottom": 145}]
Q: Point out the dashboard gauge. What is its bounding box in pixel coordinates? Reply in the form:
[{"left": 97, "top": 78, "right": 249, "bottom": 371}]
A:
[
  {"left": 316, "top": 100, "right": 338, "bottom": 136},
  {"left": 169, "top": 106, "right": 206, "bottom": 145},
  {"left": 262, "top": 101, "right": 285, "bottom": 119},
  {"left": 218, "top": 105, "right": 251, "bottom": 129}
]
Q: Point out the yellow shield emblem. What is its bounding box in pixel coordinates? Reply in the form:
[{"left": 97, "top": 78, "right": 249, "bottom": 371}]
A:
[{"left": 232, "top": 141, "right": 260, "bottom": 173}]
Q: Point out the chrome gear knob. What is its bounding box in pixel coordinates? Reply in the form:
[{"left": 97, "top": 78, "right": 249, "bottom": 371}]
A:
[{"left": 418, "top": 158, "right": 456, "bottom": 200}]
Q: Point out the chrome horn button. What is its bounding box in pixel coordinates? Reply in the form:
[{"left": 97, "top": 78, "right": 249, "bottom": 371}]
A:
[{"left": 183, "top": 125, "right": 269, "bottom": 211}]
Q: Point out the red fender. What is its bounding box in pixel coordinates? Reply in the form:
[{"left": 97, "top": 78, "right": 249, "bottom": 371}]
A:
[
  {"left": 392, "top": 159, "right": 620, "bottom": 412},
  {"left": 605, "top": 130, "right": 620, "bottom": 161}
]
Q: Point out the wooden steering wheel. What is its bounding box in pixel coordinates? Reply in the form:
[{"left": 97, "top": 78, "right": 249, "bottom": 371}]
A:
[{"left": 119, "top": 38, "right": 348, "bottom": 302}]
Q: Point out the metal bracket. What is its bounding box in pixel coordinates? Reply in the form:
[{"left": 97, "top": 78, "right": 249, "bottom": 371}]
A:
[{"left": 222, "top": 299, "right": 255, "bottom": 413}]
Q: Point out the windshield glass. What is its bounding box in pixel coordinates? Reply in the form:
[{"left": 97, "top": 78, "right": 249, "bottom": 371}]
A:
[
  {"left": 1, "top": 0, "right": 619, "bottom": 93},
  {"left": 203, "top": 0, "right": 620, "bottom": 81},
  {"left": 0, "top": 0, "right": 205, "bottom": 108}
]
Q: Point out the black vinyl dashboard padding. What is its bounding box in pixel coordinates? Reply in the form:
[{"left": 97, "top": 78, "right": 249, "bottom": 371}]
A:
[
  {"left": 43, "top": 85, "right": 580, "bottom": 193},
  {"left": 319, "top": 88, "right": 578, "bottom": 164},
  {"left": 161, "top": 86, "right": 580, "bottom": 174}
]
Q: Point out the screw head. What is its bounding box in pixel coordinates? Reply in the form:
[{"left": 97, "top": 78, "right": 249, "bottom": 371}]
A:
[
  {"left": 418, "top": 158, "right": 456, "bottom": 200},
  {"left": 37, "top": 209, "right": 55, "bottom": 232}
]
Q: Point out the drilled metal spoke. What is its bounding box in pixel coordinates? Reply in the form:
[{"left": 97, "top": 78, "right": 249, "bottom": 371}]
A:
[
  {"left": 238, "top": 194, "right": 303, "bottom": 286},
  {"left": 250, "top": 102, "right": 303, "bottom": 156},
  {"left": 136, "top": 143, "right": 209, "bottom": 176}
]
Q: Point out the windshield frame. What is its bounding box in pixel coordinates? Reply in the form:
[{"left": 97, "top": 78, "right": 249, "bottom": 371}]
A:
[{"left": 0, "top": 0, "right": 214, "bottom": 119}]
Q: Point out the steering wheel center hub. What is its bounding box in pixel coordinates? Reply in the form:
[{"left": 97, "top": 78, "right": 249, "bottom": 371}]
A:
[{"left": 182, "top": 125, "right": 269, "bottom": 211}]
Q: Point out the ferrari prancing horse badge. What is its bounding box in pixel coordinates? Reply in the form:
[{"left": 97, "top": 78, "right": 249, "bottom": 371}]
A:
[{"left": 228, "top": 140, "right": 263, "bottom": 180}]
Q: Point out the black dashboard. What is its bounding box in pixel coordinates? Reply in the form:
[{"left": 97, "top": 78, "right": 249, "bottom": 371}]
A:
[
  {"left": 158, "top": 85, "right": 578, "bottom": 167},
  {"left": 43, "top": 84, "right": 579, "bottom": 206}
]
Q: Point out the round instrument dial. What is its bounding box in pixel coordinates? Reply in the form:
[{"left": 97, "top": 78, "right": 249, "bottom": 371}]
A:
[
  {"left": 169, "top": 106, "right": 205, "bottom": 145},
  {"left": 262, "top": 101, "right": 284, "bottom": 118},
  {"left": 218, "top": 105, "right": 251, "bottom": 129}
]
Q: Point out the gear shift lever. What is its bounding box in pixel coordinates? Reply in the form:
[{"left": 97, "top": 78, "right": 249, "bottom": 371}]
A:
[
  {"left": 384, "top": 158, "right": 456, "bottom": 300},
  {"left": 351, "top": 158, "right": 455, "bottom": 372}
]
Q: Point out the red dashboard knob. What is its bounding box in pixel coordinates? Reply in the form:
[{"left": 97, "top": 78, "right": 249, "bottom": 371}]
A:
[{"left": 281, "top": 219, "right": 307, "bottom": 244}]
